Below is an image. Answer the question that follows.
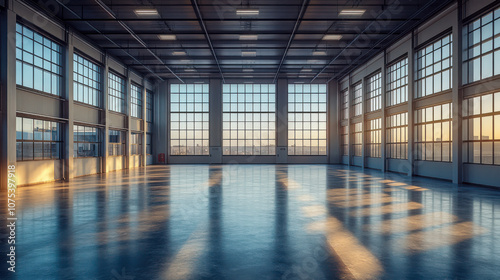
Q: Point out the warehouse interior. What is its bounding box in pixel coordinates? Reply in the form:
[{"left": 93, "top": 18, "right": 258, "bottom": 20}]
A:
[{"left": 0, "top": 0, "right": 499, "bottom": 279}]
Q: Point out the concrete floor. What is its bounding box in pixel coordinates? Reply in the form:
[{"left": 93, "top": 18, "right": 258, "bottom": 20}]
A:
[{"left": 1, "top": 164, "right": 499, "bottom": 279}]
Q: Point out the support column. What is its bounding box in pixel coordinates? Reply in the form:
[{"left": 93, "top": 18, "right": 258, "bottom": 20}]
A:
[
  {"left": 361, "top": 78, "right": 366, "bottom": 169},
  {"left": 328, "top": 80, "right": 340, "bottom": 164},
  {"left": 381, "top": 51, "right": 387, "bottom": 172},
  {"left": 102, "top": 54, "right": 109, "bottom": 173},
  {"left": 276, "top": 79, "right": 288, "bottom": 163},
  {"left": 452, "top": 1, "right": 463, "bottom": 184},
  {"left": 63, "top": 31, "right": 75, "bottom": 181},
  {"left": 0, "top": 9, "right": 17, "bottom": 190},
  {"left": 347, "top": 76, "right": 352, "bottom": 166},
  {"left": 209, "top": 79, "right": 222, "bottom": 163},
  {"left": 142, "top": 81, "right": 147, "bottom": 167},
  {"left": 155, "top": 80, "right": 169, "bottom": 163},
  {"left": 407, "top": 31, "right": 416, "bottom": 177},
  {"left": 126, "top": 70, "right": 131, "bottom": 169}
]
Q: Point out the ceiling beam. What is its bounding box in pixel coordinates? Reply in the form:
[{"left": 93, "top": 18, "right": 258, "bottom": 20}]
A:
[{"left": 63, "top": 18, "right": 422, "bottom": 22}]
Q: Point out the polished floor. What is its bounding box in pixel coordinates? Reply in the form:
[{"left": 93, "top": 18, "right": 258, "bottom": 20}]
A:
[{"left": 1, "top": 164, "right": 500, "bottom": 280}]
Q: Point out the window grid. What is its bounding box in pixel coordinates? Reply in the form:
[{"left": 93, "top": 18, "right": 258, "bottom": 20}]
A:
[
  {"left": 341, "top": 88, "right": 349, "bottom": 120},
  {"left": 131, "top": 132, "right": 142, "bottom": 155},
  {"left": 415, "top": 103, "right": 453, "bottom": 162},
  {"left": 73, "top": 53, "right": 102, "bottom": 107},
  {"left": 108, "top": 129, "right": 126, "bottom": 156},
  {"left": 341, "top": 125, "right": 348, "bottom": 156},
  {"left": 288, "top": 84, "right": 327, "bottom": 155},
  {"left": 415, "top": 34, "right": 453, "bottom": 98},
  {"left": 366, "top": 118, "right": 382, "bottom": 158},
  {"left": 352, "top": 83, "right": 363, "bottom": 117},
  {"left": 463, "top": 8, "right": 500, "bottom": 84},
  {"left": 222, "top": 84, "right": 276, "bottom": 155},
  {"left": 16, "top": 117, "right": 61, "bottom": 161},
  {"left": 108, "top": 71, "right": 126, "bottom": 114},
  {"left": 386, "top": 57, "right": 408, "bottom": 106},
  {"left": 131, "top": 84, "right": 143, "bottom": 118},
  {"left": 366, "top": 73, "right": 382, "bottom": 112},
  {"left": 74, "top": 125, "right": 101, "bottom": 157},
  {"left": 462, "top": 92, "right": 500, "bottom": 165},
  {"left": 170, "top": 84, "right": 209, "bottom": 156},
  {"left": 352, "top": 122, "right": 363, "bottom": 157},
  {"left": 15, "top": 23, "right": 63, "bottom": 96},
  {"left": 386, "top": 112, "right": 408, "bottom": 159}
]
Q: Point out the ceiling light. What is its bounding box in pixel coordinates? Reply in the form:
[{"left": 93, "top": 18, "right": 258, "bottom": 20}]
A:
[
  {"left": 301, "top": 68, "right": 312, "bottom": 72},
  {"left": 134, "top": 9, "right": 160, "bottom": 17},
  {"left": 158, "top": 34, "right": 176, "bottom": 40},
  {"left": 239, "top": 35, "right": 258, "bottom": 40},
  {"left": 236, "top": 9, "right": 259, "bottom": 16},
  {"left": 299, "top": 75, "right": 310, "bottom": 78},
  {"left": 243, "top": 76, "right": 254, "bottom": 78},
  {"left": 339, "top": 9, "right": 366, "bottom": 16},
  {"left": 184, "top": 68, "right": 196, "bottom": 72},
  {"left": 312, "top": 51, "right": 327, "bottom": 56},
  {"left": 242, "top": 69, "right": 254, "bottom": 72},
  {"left": 172, "top": 51, "right": 186, "bottom": 56},
  {"left": 322, "top": 34, "right": 343, "bottom": 40},
  {"left": 242, "top": 51, "right": 256, "bottom": 57}
]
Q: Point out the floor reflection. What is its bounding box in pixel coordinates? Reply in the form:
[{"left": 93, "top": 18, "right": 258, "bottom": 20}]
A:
[{"left": 0, "top": 165, "right": 499, "bottom": 279}]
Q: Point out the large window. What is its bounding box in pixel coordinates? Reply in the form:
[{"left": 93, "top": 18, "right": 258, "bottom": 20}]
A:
[
  {"left": 341, "top": 125, "right": 348, "bottom": 156},
  {"left": 73, "top": 53, "right": 102, "bottom": 107},
  {"left": 146, "top": 90, "right": 154, "bottom": 155},
  {"left": 463, "top": 92, "right": 500, "bottom": 165},
  {"left": 366, "top": 118, "right": 381, "bottom": 158},
  {"left": 108, "top": 71, "right": 126, "bottom": 114},
  {"left": 463, "top": 8, "right": 500, "bottom": 84},
  {"left": 74, "top": 125, "right": 101, "bottom": 157},
  {"left": 131, "top": 132, "right": 142, "bottom": 155},
  {"left": 131, "top": 84, "right": 143, "bottom": 118},
  {"left": 366, "top": 73, "right": 382, "bottom": 112},
  {"left": 16, "top": 117, "right": 61, "bottom": 161},
  {"left": 108, "top": 129, "right": 125, "bottom": 156},
  {"left": 170, "top": 84, "right": 209, "bottom": 156},
  {"left": 352, "top": 122, "right": 362, "bottom": 156},
  {"left": 386, "top": 57, "right": 408, "bottom": 106},
  {"left": 352, "top": 83, "right": 362, "bottom": 117},
  {"left": 341, "top": 88, "right": 349, "bottom": 120},
  {"left": 288, "top": 84, "right": 327, "bottom": 155},
  {"left": 415, "top": 103, "right": 453, "bottom": 162},
  {"left": 386, "top": 112, "right": 408, "bottom": 159},
  {"left": 222, "top": 84, "right": 276, "bottom": 155},
  {"left": 16, "top": 23, "right": 62, "bottom": 96},
  {"left": 415, "top": 34, "right": 452, "bottom": 98}
]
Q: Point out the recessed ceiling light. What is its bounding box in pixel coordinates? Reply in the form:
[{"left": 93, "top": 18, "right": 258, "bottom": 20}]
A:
[
  {"left": 239, "top": 35, "right": 258, "bottom": 40},
  {"left": 322, "top": 34, "right": 343, "bottom": 40},
  {"left": 158, "top": 34, "right": 176, "bottom": 40},
  {"left": 172, "top": 51, "right": 186, "bottom": 56},
  {"left": 134, "top": 9, "right": 160, "bottom": 17},
  {"left": 242, "top": 69, "right": 254, "bottom": 72},
  {"left": 312, "top": 51, "right": 327, "bottom": 56},
  {"left": 236, "top": 9, "right": 259, "bottom": 16},
  {"left": 242, "top": 51, "right": 256, "bottom": 57},
  {"left": 339, "top": 9, "right": 366, "bottom": 16},
  {"left": 301, "top": 68, "right": 312, "bottom": 72}
]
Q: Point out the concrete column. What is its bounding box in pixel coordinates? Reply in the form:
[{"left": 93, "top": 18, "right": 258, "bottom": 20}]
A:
[
  {"left": 64, "top": 31, "right": 75, "bottom": 181},
  {"left": 0, "top": 9, "right": 17, "bottom": 190},
  {"left": 102, "top": 54, "right": 109, "bottom": 173},
  {"left": 361, "top": 78, "right": 366, "bottom": 169},
  {"left": 452, "top": 1, "right": 463, "bottom": 184},
  {"left": 209, "top": 79, "right": 222, "bottom": 163},
  {"left": 347, "top": 75, "right": 352, "bottom": 166},
  {"left": 276, "top": 79, "right": 288, "bottom": 163},
  {"left": 126, "top": 70, "right": 131, "bottom": 169},
  {"left": 328, "top": 80, "right": 340, "bottom": 164},
  {"left": 407, "top": 31, "right": 416, "bottom": 177},
  {"left": 381, "top": 51, "right": 387, "bottom": 172},
  {"left": 141, "top": 81, "right": 147, "bottom": 167},
  {"left": 155, "top": 81, "right": 169, "bottom": 163}
]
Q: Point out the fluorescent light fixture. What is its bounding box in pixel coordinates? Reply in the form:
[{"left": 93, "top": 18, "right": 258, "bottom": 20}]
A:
[
  {"left": 134, "top": 9, "right": 160, "bottom": 17},
  {"left": 312, "top": 51, "right": 327, "bottom": 56},
  {"left": 322, "top": 34, "right": 343, "bottom": 40},
  {"left": 299, "top": 75, "right": 310, "bottom": 78},
  {"left": 301, "top": 68, "right": 312, "bottom": 72},
  {"left": 239, "top": 35, "right": 258, "bottom": 40},
  {"left": 243, "top": 76, "right": 254, "bottom": 78},
  {"left": 242, "top": 69, "right": 254, "bottom": 72},
  {"left": 158, "top": 34, "right": 176, "bottom": 40},
  {"left": 242, "top": 51, "right": 256, "bottom": 57},
  {"left": 236, "top": 9, "right": 259, "bottom": 16},
  {"left": 339, "top": 9, "right": 366, "bottom": 16},
  {"left": 172, "top": 51, "right": 186, "bottom": 56},
  {"left": 184, "top": 68, "right": 196, "bottom": 72}
]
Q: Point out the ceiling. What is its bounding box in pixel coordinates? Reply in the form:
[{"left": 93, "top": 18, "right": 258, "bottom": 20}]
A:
[{"left": 27, "top": 0, "right": 453, "bottom": 83}]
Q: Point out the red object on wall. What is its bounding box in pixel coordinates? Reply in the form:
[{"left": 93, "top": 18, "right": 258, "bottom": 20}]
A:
[{"left": 158, "top": 153, "right": 165, "bottom": 163}]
